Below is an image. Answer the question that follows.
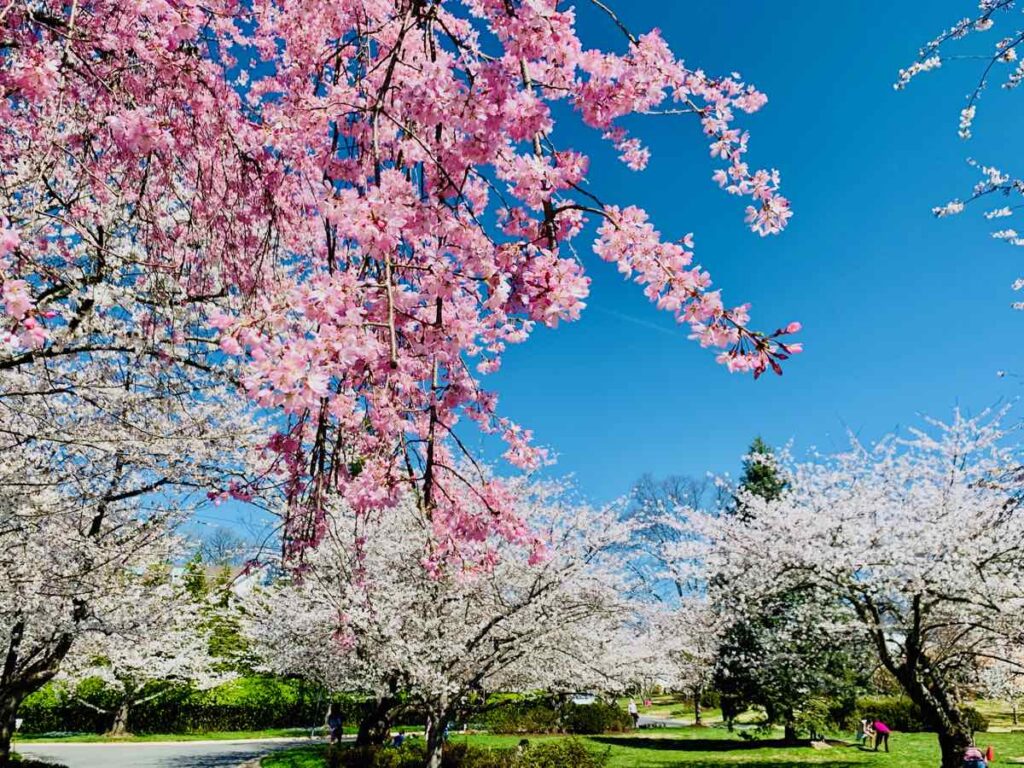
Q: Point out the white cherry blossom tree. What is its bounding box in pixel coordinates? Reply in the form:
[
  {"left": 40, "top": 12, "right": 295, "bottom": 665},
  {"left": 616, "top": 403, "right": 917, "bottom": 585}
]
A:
[
  {"left": 0, "top": 487, "right": 180, "bottom": 759},
  {"left": 59, "top": 577, "right": 231, "bottom": 736},
  {"left": 977, "top": 647, "right": 1024, "bottom": 726},
  {"left": 616, "top": 600, "right": 724, "bottom": 726},
  {"left": 244, "top": 483, "right": 634, "bottom": 768},
  {"left": 671, "top": 413, "right": 1024, "bottom": 768},
  {"left": 0, "top": 352, "right": 261, "bottom": 763}
]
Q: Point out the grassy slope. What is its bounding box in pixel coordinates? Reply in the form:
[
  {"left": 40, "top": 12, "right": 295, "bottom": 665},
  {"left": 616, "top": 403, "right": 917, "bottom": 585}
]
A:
[{"left": 262, "top": 726, "right": 1024, "bottom": 768}]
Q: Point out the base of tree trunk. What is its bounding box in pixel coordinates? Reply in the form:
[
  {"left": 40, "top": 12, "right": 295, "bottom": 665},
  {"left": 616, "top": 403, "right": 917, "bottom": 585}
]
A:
[
  {"left": 355, "top": 699, "right": 395, "bottom": 747},
  {"left": 0, "top": 691, "right": 25, "bottom": 768},
  {"left": 937, "top": 727, "right": 973, "bottom": 768}
]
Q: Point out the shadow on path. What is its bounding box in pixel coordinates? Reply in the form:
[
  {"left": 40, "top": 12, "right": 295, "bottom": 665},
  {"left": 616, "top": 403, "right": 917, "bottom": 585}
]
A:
[
  {"left": 164, "top": 752, "right": 267, "bottom": 768},
  {"left": 16, "top": 739, "right": 317, "bottom": 768}
]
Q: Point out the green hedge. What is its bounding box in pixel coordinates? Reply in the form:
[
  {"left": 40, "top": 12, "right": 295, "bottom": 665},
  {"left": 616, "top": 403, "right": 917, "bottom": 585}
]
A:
[
  {"left": 481, "top": 698, "right": 631, "bottom": 735},
  {"left": 330, "top": 739, "right": 608, "bottom": 768},
  {"left": 561, "top": 702, "right": 632, "bottom": 735},
  {"left": 481, "top": 700, "right": 561, "bottom": 734},
  {"left": 855, "top": 696, "right": 989, "bottom": 734},
  {"left": 18, "top": 676, "right": 327, "bottom": 735}
]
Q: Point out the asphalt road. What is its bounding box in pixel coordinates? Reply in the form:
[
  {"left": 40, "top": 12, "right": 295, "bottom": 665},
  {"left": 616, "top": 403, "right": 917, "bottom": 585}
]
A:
[
  {"left": 15, "top": 737, "right": 320, "bottom": 768},
  {"left": 637, "top": 714, "right": 688, "bottom": 728}
]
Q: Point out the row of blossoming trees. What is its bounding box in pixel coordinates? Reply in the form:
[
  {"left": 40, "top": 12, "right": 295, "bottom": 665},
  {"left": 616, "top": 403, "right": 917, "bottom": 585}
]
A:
[{"left": 2, "top": 0, "right": 1024, "bottom": 767}]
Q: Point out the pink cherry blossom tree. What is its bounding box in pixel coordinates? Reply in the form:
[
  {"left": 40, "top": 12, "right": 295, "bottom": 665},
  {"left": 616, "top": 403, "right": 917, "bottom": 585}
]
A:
[
  {"left": 673, "top": 413, "right": 1024, "bottom": 768},
  {"left": 1, "top": 0, "right": 800, "bottom": 567},
  {"left": 898, "top": 1, "right": 1024, "bottom": 308}
]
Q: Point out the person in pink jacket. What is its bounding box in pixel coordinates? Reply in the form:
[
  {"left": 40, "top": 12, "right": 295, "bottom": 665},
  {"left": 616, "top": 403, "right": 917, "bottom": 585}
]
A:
[{"left": 872, "top": 719, "right": 891, "bottom": 752}]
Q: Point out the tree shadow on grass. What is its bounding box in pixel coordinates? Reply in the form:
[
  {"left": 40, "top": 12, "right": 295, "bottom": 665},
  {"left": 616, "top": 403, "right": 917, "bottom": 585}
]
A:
[
  {"left": 645, "top": 763, "right": 866, "bottom": 768},
  {"left": 590, "top": 736, "right": 868, "bottom": 766},
  {"left": 592, "top": 736, "right": 805, "bottom": 752}
]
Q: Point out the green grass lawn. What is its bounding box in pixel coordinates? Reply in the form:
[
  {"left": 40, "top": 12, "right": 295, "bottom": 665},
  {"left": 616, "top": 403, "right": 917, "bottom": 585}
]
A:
[
  {"left": 262, "top": 725, "right": 1024, "bottom": 767},
  {"left": 17, "top": 726, "right": 323, "bottom": 743},
  {"left": 262, "top": 744, "right": 327, "bottom": 767}
]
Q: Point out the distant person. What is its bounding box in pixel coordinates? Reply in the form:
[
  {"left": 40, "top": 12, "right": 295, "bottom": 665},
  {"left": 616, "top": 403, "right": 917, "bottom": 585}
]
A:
[
  {"left": 862, "top": 719, "right": 875, "bottom": 750},
  {"left": 326, "top": 703, "right": 343, "bottom": 744},
  {"left": 856, "top": 718, "right": 869, "bottom": 747},
  {"left": 628, "top": 698, "right": 640, "bottom": 728},
  {"left": 962, "top": 744, "right": 987, "bottom": 768},
  {"left": 872, "top": 718, "right": 891, "bottom": 752},
  {"left": 392, "top": 732, "right": 406, "bottom": 747}
]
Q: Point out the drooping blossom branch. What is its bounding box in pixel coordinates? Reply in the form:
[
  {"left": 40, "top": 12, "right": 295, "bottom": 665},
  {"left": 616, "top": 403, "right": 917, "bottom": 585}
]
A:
[
  {"left": 1, "top": 0, "right": 800, "bottom": 563},
  {"left": 898, "top": 0, "right": 1024, "bottom": 308}
]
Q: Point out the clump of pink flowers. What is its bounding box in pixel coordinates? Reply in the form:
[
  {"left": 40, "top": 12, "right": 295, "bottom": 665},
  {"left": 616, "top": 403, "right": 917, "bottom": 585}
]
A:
[{"left": 0, "top": 0, "right": 798, "bottom": 561}]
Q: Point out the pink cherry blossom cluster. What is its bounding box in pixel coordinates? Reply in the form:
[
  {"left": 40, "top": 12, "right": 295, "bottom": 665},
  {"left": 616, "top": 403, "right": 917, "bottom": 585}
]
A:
[
  {"left": 594, "top": 207, "right": 800, "bottom": 376},
  {"left": 0, "top": 223, "right": 43, "bottom": 352},
  {"left": 1, "top": 0, "right": 798, "bottom": 560}
]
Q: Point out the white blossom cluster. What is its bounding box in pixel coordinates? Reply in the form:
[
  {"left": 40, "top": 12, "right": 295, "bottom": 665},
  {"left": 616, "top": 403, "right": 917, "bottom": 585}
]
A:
[{"left": 57, "top": 575, "right": 231, "bottom": 733}]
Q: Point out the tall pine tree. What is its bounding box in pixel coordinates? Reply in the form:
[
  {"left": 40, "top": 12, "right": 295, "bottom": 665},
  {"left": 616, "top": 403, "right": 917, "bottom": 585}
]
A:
[
  {"left": 715, "top": 437, "right": 862, "bottom": 740},
  {"left": 732, "top": 436, "right": 786, "bottom": 520}
]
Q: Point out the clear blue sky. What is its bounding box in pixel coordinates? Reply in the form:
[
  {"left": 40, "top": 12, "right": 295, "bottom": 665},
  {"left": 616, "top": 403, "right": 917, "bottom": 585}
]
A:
[
  {"left": 480, "top": 0, "right": 1024, "bottom": 501},
  {"left": 196, "top": 1, "right": 1024, "bottom": 539}
]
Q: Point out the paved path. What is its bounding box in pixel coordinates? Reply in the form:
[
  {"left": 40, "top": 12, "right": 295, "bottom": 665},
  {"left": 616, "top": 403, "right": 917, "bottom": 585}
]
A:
[
  {"left": 15, "top": 737, "right": 321, "bottom": 768},
  {"left": 637, "top": 714, "right": 688, "bottom": 727}
]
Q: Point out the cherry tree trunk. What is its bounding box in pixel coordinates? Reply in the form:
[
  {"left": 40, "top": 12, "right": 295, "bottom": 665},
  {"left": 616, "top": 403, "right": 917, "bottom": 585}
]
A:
[
  {"left": 424, "top": 708, "right": 448, "bottom": 768},
  {"left": 898, "top": 673, "right": 972, "bottom": 768},
  {"left": 0, "top": 688, "right": 29, "bottom": 768},
  {"left": 937, "top": 727, "right": 973, "bottom": 768},
  {"left": 783, "top": 721, "right": 798, "bottom": 744},
  {"left": 355, "top": 696, "right": 396, "bottom": 746},
  {"left": 107, "top": 700, "right": 132, "bottom": 737},
  {"left": 692, "top": 687, "right": 703, "bottom": 727},
  {"left": 1014, "top": 700, "right": 1019, "bottom": 727}
]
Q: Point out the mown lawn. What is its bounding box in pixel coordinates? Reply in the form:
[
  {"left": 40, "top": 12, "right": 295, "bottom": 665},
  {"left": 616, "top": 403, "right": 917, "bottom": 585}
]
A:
[
  {"left": 262, "top": 726, "right": 1024, "bottom": 767},
  {"left": 262, "top": 744, "right": 327, "bottom": 767}
]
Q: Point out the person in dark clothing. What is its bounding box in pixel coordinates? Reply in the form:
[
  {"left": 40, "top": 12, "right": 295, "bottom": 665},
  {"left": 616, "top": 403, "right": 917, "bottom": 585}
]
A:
[{"left": 326, "top": 703, "right": 344, "bottom": 744}]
